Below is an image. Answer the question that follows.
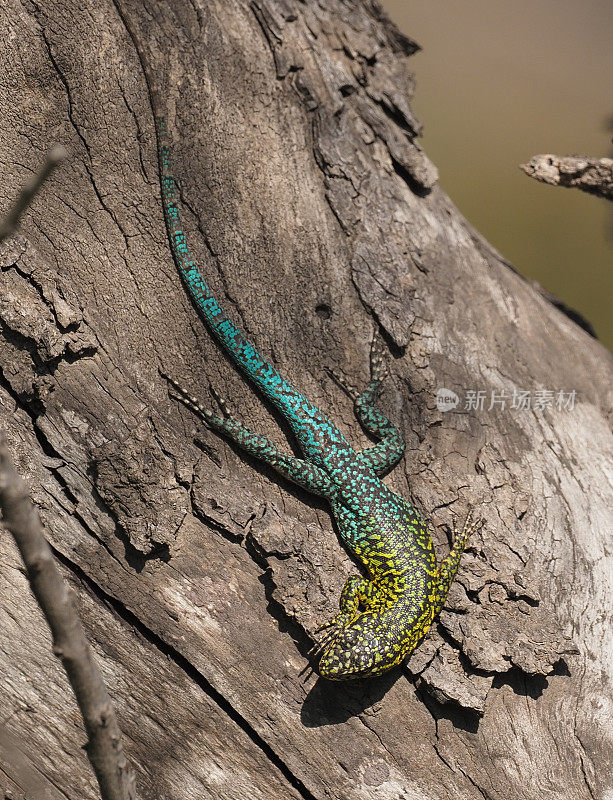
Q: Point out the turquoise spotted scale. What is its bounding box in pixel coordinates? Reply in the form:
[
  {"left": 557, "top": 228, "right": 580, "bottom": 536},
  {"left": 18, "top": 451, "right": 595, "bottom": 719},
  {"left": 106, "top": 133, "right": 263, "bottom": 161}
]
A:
[{"left": 157, "top": 117, "right": 480, "bottom": 679}]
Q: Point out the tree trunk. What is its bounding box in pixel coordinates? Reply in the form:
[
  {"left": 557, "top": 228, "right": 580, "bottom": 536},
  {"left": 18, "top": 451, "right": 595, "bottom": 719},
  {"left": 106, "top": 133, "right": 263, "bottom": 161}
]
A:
[{"left": 1, "top": 1, "right": 611, "bottom": 799}]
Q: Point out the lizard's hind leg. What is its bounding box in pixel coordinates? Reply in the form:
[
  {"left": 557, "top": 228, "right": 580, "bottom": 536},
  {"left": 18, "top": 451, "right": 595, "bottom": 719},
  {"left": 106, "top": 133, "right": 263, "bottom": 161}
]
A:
[
  {"left": 330, "top": 336, "right": 405, "bottom": 476},
  {"left": 161, "top": 372, "right": 336, "bottom": 498}
]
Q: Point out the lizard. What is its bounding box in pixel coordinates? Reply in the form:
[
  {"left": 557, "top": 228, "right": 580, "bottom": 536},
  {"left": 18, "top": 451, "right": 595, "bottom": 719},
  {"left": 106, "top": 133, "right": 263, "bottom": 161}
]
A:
[{"left": 156, "top": 116, "right": 481, "bottom": 680}]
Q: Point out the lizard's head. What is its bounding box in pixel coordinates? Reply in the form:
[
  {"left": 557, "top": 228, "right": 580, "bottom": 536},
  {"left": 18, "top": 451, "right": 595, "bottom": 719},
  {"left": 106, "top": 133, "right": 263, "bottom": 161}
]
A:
[{"left": 317, "top": 619, "right": 401, "bottom": 680}]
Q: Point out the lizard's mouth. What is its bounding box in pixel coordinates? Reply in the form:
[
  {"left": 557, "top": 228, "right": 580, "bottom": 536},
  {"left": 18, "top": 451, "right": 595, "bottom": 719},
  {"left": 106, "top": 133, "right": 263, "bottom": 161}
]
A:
[{"left": 318, "top": 662, "right": 379, "bottom": 681}]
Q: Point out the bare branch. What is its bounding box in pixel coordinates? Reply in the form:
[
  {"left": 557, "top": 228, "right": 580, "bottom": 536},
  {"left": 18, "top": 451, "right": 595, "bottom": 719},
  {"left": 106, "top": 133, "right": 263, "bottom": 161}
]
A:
[
  {"left": 0, "top": 437, "right": 139, "bottom": 800},
  {"left": 0, "top": 146, "right": 66, "bottom": 243},
  {"left": 520, "top": 154, "right": 613, "bottom": 200}
]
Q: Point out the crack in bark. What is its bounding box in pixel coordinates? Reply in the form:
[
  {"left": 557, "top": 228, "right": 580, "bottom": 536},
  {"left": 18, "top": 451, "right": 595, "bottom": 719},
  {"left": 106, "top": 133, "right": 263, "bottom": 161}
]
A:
[
  {"left": 428, "top": 705, "right": 491, "bottom": 799},
  {"left": 33, "top": 2, "right": 133, "bottom": 261},
  {"left": 0, "top": 358, "right": 167, "bottom": 576},
  {"left": 49, "top": 544, "right": 321, "bottom": 800},
  {"left": 5, "top": 258, "right": 80, "bottom": 335},
  {"left": 244, "top": 527, "right": 314, "bottom": 656},
  {"left": 32, "top": 6, "right": 89, "bottom": 157}
]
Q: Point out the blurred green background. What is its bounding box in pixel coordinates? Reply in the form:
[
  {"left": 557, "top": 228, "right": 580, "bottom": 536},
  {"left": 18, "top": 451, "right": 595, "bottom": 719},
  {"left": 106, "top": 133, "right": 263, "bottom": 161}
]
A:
[{"left": 381, "top": 0, "right": 613, "bottom": 349}]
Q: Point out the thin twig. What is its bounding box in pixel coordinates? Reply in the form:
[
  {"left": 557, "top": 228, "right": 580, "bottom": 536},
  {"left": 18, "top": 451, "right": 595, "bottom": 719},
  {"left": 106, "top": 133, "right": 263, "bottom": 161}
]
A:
[
  {"left": 0, "top": 145, "right": 67, "bottom": 243},
  {"left": 0, "top": 437, "right": 138, "bottom": 800},
  {"left": 520, "top": 154, "right": 613, "bottom": 200}
]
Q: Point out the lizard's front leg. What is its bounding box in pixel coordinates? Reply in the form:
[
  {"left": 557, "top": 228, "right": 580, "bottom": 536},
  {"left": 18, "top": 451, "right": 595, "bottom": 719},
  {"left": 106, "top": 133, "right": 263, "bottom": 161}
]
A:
[
  {"left": 432, "top": 510, "right": 482, "bottom": 617},
  {"left": 331, "top": 336, "right": 405, "bottom": 476},
  {"left": 310, "top": 575, "right": 373, "bottom": 657}
]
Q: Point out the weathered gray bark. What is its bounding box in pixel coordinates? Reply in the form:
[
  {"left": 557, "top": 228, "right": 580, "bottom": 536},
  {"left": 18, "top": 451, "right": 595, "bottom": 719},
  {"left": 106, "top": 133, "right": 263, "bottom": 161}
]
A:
[
  {"left": 521, "top": 154, "right": 613, "bottom": 200},
  {"left": 1, "top": 1, "right": 611, "bottom": 799},
  {"left": 0, "top": 437, "right": 137, "bottom": 800}
]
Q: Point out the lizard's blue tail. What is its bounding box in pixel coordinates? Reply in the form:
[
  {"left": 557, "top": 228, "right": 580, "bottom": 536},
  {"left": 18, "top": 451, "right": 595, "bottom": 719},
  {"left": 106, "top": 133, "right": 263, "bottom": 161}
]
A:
[{"left": 156, "top": 117, "right": 345, "bottom": 451}]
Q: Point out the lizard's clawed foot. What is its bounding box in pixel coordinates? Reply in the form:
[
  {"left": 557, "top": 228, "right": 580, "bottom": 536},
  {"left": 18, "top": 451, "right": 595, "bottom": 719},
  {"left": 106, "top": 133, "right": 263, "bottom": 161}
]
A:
[
  {"left": 160, "top": 369, "right": 214, "bottom": 423},
  {"left": 327, "top": 367, "right": 360, "bottom": 401},
  {"left": 308, "top": 614, "right": 345, "bottom": 658},
  {"left": 308, "top": 627, "right": 339, "bottom": 660},
  {"left": 209, "top": 385, "right": 231, "bottom": 418},
  {"left": 313, "top": 617, "right": 338, "bottom": 636},
  {"left": 327, "top": 333, "right": 389, "bottom": 401},
  {"left": 452, "top": 509, "right": 484, "bottom": 547},
  {"left": 308, "top": 608, "right": 357, "bottom": 661},
  {"left": 369, "top": 333, "right": 390, "bottom": 384}
]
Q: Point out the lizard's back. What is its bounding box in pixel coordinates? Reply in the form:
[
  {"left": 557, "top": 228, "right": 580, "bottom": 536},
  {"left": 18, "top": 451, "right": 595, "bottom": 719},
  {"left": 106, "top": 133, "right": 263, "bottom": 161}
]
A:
[{"left": 156, "top": 116, "right": 478, "bottom": 680}]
